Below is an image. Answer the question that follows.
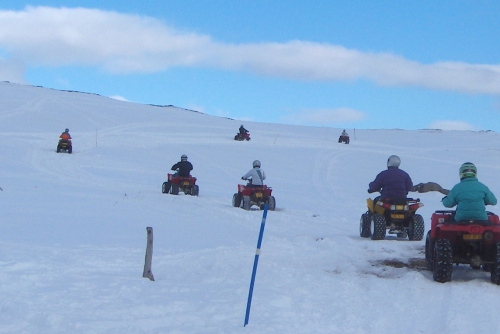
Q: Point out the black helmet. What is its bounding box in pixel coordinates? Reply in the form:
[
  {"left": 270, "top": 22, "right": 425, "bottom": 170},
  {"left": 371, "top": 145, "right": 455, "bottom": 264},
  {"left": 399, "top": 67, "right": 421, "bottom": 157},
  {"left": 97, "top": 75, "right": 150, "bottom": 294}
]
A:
[
  {"left": 65, "top": 128, "right": 69, "bottom": 132},
  {"left": 181, "top": 154, "right": 188, "bottom": 161}
]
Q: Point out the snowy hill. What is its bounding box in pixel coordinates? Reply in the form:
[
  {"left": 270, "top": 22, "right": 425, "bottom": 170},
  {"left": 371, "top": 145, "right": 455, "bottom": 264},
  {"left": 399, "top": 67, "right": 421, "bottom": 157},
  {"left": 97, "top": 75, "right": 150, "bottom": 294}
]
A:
[{"left": 1, "top": 81, "right": 500, "bottom": 333}]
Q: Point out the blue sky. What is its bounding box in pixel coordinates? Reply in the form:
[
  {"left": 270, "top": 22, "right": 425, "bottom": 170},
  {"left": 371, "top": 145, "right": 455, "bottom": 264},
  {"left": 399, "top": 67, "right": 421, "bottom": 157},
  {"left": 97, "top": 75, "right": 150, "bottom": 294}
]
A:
[{"left": 2, "top": 1, "right": 500, "bottom": 131}]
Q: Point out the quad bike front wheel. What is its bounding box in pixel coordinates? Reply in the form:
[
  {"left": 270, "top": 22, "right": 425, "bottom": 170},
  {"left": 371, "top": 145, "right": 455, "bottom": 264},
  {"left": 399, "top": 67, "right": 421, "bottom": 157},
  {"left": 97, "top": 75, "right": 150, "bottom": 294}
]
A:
[
  {"left": 359, "top": 212, "right": 371, "bottom": 238},
  {"left": 433, "top": 238, "right": 453, "bottom": 283},
  {"left": 370, "top": 214, "right": 386, "bottom": 240}
]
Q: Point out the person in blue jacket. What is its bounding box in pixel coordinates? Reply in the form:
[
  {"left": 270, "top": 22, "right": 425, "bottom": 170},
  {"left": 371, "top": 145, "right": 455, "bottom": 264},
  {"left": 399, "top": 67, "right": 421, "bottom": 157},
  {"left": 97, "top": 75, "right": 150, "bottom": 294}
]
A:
[
  {"left": 368, "top": 155, "right": 413, "bottom": 200},
  {"left": 442, "top": 162, "right": 497, "bottom": 221}
]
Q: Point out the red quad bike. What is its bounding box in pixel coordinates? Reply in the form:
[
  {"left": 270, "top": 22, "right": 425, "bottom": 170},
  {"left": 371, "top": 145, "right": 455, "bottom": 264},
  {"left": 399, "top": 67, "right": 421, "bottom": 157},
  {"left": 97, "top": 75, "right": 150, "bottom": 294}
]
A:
[
  {"left": 56, "top": 139, "right": 72, "bottom": 154},
  {"left": 234, "top": 132, "right": 251, "bottom": 141},
  {"left": 162, "top": 173, "right": 199, "bottom": 196},
  {"left": 338, "top": 135, "right": 349, "bottom": 144},
  {"left": 360, "top": 197, "right": 425, "bottom": 241},
  {"left": 232, "top": 184, "right": 276, "bottom": 211},
  {"left": 425, "top": 210, "right": 500, "bottom": 284}
]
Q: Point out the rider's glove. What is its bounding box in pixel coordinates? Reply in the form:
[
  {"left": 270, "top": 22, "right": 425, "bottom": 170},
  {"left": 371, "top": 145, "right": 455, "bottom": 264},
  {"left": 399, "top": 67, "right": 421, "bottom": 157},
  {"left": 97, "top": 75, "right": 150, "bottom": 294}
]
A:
[{"left": 242, "top": 177, "right": 246, "bottom": 180}]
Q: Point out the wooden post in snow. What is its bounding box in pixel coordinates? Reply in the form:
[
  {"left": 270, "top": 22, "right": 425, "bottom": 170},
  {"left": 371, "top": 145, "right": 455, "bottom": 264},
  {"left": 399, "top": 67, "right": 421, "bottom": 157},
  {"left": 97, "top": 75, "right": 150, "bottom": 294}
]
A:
[{"left": 143, "top": 227, "right": 155, "bottom": 281}]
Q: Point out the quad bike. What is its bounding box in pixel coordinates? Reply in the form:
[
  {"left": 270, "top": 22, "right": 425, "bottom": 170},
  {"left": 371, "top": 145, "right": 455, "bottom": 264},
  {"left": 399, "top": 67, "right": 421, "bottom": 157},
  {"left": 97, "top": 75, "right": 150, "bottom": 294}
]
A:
[
  {"left": 234, "top": 132, "right": 251, "bottom": 141},
  {"left": 232, "top": 184, "right": 275, "bottom": 211},
  {"left": 56, "top": 139, "right": 72, "bottom": 154},
  {"left": 425, "top": 210, "right": 500, "bottom": 284},
  {"left": 338, "top": 135, "right": 349, "bottom": 144},
  {"left": 162, "top": 173, "right": 199, "bottom": 196},
  {"left": 360, "top": 197, "right": 425, "bottom": 241}
]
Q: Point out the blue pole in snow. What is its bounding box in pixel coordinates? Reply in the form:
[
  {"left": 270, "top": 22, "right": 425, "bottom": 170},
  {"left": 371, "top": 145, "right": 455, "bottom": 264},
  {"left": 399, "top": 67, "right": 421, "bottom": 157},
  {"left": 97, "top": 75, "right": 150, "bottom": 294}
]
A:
[{"left": 244, "top": 203, "right": 269, "bottom": 327}]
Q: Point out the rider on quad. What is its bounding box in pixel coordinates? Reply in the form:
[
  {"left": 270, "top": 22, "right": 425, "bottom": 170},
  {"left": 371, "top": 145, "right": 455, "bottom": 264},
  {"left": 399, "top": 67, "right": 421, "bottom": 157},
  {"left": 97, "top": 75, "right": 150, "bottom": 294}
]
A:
[
  {"left": 442, "top": 162, "right": 497, "bottom": 221},
  {"left": 60, "top": 128, "right": 72, "bottom": 140},
  {"left": 361, "top": 155, "right": 421, "bottom": 240},
  {"left": 171, "top": 154, "right": 193, "bottom": 177},
  {"left": 338, "top": 129, "right": 350, "bottom": 144},
  {"left": 368, "top": 155, "right": 413, "bottom": 200},
  {"left": 239, "top": 125, "right": 249, "bottom": 136},
  {"left": 235, "top": 125, "right": 251, "bottom": 141},
  {"left": 162, "top": 154, "right": 198, "bottom": 196},
  {"left": 234, "top": 160, "right": 275, "bottom": 210},
  {"left": 57, "top": 128, "right": 73, "bottom": 153},
  {"left": 242, "top": 160, "right": 266, "bottom": 187}
]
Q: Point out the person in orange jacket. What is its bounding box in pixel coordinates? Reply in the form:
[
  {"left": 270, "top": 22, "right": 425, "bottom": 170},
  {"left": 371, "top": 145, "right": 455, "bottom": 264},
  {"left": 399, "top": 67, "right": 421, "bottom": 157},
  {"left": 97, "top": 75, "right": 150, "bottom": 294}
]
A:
[{"left": 60, "top": 128, "right": 71, "bottom": 141}]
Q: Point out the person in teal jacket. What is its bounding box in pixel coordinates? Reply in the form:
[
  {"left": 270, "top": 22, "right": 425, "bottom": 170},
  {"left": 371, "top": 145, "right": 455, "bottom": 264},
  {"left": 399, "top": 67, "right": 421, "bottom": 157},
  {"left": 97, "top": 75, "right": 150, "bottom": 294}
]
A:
[{"left": 442, "top": 162, "right": 497, "bottom": 221}]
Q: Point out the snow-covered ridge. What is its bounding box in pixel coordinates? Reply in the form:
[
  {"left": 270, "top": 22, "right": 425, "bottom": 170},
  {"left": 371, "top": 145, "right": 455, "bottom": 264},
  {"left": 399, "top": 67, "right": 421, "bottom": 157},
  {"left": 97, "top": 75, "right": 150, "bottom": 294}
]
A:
[{"left": 1, "top": 82, "right": 500, "bottom": 333}]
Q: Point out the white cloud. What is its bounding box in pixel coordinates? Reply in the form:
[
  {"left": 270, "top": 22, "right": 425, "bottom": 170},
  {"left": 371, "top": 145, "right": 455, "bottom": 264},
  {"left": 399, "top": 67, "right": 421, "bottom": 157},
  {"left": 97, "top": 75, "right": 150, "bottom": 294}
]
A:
[
  {"left": 283, "top": 107, "right": 366, "bottom": 126},
  {"left": 427, "top": 120, "right": 477, "bottom": 131},
  {"left": 1, "top": 6, "right": 500, "bottom": 94}
]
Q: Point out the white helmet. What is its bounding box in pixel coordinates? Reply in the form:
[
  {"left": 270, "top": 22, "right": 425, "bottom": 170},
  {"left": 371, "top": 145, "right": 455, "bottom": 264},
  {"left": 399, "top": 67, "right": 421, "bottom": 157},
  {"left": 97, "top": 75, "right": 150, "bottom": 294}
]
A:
[
  {"left": 387, "top": 155, "right": 401, "bottom": 167},
  {"left": 253, "top": 160, "right": 261, "bottom": 168}
]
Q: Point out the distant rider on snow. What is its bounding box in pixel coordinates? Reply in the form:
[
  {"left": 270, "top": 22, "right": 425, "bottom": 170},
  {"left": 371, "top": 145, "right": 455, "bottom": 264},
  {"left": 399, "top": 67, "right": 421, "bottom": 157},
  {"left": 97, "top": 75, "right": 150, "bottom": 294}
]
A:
[
  {"left": 171, "top": 154, "right": 193, "bottom": 177},
  {"left": 242, "top": 160, "right": 266, "bottom": 187},
  {"left": 368, "top": 155, "right": 413, "bottom": 201},
  {"left": 341, "top": 129, "right": 348, "bottom": 137},
  {"left": 60, "top": 128, "right": 71, "bottom": 141},
  {"left": 239, "top": 125, "right": 249, "bottom": 135},
  {"left": 442, "top": 162, "right": 497, "bottom": 221}
]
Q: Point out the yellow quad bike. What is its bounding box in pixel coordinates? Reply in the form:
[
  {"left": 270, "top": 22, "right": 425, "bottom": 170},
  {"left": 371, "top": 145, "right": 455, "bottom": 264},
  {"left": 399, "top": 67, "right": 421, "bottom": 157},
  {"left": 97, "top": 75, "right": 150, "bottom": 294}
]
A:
[{"left": 360, "top": 197, "right": 424, "bottom": 241}]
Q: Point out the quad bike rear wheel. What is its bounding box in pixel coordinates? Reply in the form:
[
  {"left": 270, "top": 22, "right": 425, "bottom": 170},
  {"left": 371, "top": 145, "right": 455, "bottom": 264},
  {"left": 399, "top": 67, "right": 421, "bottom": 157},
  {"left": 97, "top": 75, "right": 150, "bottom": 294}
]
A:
[
  {"left": 425, "top": 231, "right": 434, "bottom": 271},
  {"left": 370, "top": 214, "right": 386, "bottom": 240},
  {"left": 433, "top": 238, "right": 453, "bottom": 283},
  {"left": 232, "top": 193, "right": 242, "bottom": 207},
  {"left": 242, "top": 196, "right": 251, "bottom": 210},
  {"left": 268, "top": 196, "right": 276, "bottom": 211},
  {"left": 359, "top": 212, "right": 371, "bottom": 238},
  {"left": 162, "top": 182, "right": 171, "bottom": 194},
  {"left": 491, "top": 242, "right": 500, "bottom": 284},
  {"left": 191, "top": 185, "right": 199, "bottom": 196},
  {"left": 408, "top": 214, "right": 425, "bottom": 241},
  {"left": 170, "top": 184, "right": 179, "bottom": 195}
]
